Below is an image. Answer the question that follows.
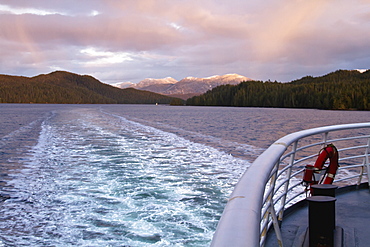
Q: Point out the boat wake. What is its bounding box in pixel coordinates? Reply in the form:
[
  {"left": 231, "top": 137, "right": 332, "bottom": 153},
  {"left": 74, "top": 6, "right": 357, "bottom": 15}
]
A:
[{"left": 0, "top": 107, "right": 249, "bottom": 246}]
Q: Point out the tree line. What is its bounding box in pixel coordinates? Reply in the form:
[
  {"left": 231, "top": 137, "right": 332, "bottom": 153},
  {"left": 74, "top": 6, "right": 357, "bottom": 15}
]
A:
[
  {"left": 186, "top": 70, "right": 370, "bottom": 110},
  {"left": 0, "top": 71, "right": 182, "bottom": 104}
]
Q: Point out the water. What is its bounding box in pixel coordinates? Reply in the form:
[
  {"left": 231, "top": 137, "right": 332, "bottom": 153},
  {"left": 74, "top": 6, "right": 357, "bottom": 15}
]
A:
[{"left": 0, "top": 104, "right": 369, "bottom": 246}]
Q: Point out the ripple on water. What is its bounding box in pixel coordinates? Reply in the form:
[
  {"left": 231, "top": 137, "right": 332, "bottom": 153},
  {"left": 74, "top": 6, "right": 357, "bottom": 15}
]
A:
[{"left": 0, "top": 108, "right": 249, "bottom": 246}]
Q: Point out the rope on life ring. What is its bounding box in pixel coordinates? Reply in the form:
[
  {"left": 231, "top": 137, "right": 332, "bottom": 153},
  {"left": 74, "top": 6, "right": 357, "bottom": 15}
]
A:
[{"left": 302, "top": 144, "right": 339, "bottom": 191}]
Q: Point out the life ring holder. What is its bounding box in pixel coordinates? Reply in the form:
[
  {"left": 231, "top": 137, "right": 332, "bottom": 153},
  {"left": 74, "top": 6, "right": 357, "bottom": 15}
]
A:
[{"left": 303, "top": 144, "right": 339, "bottom": 194}]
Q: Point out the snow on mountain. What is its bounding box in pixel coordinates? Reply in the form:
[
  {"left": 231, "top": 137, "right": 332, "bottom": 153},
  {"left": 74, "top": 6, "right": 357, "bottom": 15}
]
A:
[
  {"left": 162, "top": 74, "right": 251, "bottom": 95},
  {"left": 132, "top": 74, "right": 251, "bottom": 98},
  {"left": 111, "top": 81, "right": 135, "bottom": 89},
  {"left": 133, "top": 77, "right": 178, "bottom": 88},
  {"left": 356, "top": 69, "right": 368, "bottom": 73}
]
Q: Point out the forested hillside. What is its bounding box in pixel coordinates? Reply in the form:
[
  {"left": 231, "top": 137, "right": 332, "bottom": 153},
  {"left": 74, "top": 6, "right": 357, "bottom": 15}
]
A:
[
  {"left": 0, "top": 71, "right": 180, "bottom": 104},
  {"left": 186, "top": 70, "right": 370, "bottom": 110}
]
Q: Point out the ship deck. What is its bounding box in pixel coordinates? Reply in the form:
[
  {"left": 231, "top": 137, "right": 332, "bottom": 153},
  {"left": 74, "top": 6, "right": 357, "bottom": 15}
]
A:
[{"left": 265, "top": 184, "right": 370, "bottom": 247}]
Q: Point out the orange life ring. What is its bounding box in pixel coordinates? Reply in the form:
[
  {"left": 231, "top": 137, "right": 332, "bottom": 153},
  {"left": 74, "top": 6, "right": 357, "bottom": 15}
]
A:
[{"left": 303, "top": 144, "right": 339, "bottom": 187}]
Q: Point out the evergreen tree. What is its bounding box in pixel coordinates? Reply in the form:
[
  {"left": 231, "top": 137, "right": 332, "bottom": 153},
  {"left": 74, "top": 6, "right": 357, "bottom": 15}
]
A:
[{"left": 187, "top": 70, "right": 370, "bottom": 110}]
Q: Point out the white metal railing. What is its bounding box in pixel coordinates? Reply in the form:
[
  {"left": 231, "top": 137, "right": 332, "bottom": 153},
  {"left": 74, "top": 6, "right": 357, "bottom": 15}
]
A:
[{"left": 211, "top": 122, "right": 370, "bottom": 247}]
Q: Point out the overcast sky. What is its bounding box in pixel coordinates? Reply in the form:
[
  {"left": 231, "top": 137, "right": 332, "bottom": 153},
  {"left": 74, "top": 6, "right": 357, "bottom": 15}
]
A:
[{"left": 1, "top": 0, "right": 369, "bottom": 84}]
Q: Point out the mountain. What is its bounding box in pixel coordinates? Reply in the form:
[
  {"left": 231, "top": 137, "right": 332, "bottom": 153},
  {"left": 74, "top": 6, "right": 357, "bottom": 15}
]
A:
[
  {"left": 0, "top": 71, "right": 181, "bottom": 104},
  {"left": 132, "top": 77, "right": 178, "bottom": 88},
  {"left": 112, "top": 81, "right": 135, "bottom": 88},
  {"left": 186, "top": 69, "right": 370, "bottom": 110},
  {"left": 116, "top": 74, "right": 251, "bottom": 100},
  {"left": 164, "top": 74, "right": 251, "bottom": 95},
  {"left": 113, "top": 77, "right": 177, "bottom": 90}
]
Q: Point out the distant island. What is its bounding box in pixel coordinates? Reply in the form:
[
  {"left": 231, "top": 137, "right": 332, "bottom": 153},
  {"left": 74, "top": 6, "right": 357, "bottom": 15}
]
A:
[
  {"left": 1, "top": 69, "right": 369, "bottom": 110},
  {"left": 187, "top": 69, "right": 370, "bottom": 111},
  {"left": 0, "top": 71, "right": 182, "bottom": 105}
]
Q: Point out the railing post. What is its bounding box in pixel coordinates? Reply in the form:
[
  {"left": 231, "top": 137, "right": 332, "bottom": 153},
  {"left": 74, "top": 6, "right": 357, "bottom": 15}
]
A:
[
  {"left": 269, "top": 204, "right": 284, "bottom": 247},
  {"left": 322, "top": 132, "right": 329, "bottom": 147},
  {"left": 366, "top": 137, "right": 370, "bottom": 188},
  {"left": 356, "top": 136, "right": 369, "bottom": 186},
  {"left": 278, "top": 141, "right": 297, "bottom": 222},
  {"left": 265, "top": 161, "right": 284, "bottom": 247}
]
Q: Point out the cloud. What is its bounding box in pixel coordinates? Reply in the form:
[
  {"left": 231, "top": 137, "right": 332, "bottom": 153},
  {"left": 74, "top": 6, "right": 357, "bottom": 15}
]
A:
[
  {"left": 80, "top": 47, "right": 134, "bottom": 65},
  {"left": 0, "top": 0, "right": 369, "bottom": 83},
  {"left": 247, "top": 1, "right": 328, "bottom": 61},
  {"left": 0, "top": 4, "right": 67, "bottom": 15}
]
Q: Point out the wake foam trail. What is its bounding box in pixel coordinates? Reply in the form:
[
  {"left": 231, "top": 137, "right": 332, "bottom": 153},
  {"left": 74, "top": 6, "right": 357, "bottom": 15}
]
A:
[
  {"left": 101, "top": 108, "right": 263, "bottom": 161},
  {"left": 0, "top": 108, "right": 250, "bottom": 246}
]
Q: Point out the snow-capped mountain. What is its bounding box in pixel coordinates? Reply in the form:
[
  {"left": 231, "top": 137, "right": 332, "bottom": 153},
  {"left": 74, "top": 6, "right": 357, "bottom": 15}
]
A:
[
  {"left": 111, "top": 81, "right": 135, "bottom": 88},
  {"left": 356, "top": 69, "right": 368, "bottom": 73},
  {"left": 163, "top": 74, "right": 251, "bottom": 95},
  {"left": 132, "top": 77, "right": 178, "bottom": 89},
  {"left": 113, "top": 74, "right": 251, "bottom": 99},
  {"left": 112, "top": 77, "right": 177, "bottom": 89}
]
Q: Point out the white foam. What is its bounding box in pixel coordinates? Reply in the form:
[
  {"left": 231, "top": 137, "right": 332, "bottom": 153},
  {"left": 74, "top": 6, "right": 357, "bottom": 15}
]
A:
[{"left": 1, "top": 107, "right": 250, "bottom": 246}]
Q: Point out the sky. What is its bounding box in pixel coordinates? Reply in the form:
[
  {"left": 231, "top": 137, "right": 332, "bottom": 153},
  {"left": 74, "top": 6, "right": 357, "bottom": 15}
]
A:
[{"left": 1, "top": 0, "right": 370, "bottom": 84}]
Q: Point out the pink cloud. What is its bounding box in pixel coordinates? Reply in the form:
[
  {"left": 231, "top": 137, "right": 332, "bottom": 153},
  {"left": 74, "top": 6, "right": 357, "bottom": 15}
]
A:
[{"left": 0, "top": 0, "right": 369, "bottom": 83}]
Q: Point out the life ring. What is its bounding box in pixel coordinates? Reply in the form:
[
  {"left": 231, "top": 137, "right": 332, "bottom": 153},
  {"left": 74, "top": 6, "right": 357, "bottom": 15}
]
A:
[{"left": 303, "top": 144, "right": 339, "bottom": 187}]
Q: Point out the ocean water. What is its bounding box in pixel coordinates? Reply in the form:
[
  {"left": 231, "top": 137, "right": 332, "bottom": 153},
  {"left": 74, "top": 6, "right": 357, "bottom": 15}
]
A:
[{"left": 0, "top": 104, "right": 369, "bottom": 246}]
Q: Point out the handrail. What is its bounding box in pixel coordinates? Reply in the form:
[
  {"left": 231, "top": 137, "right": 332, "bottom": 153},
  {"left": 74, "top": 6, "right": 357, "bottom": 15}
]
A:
[{"left": 211, "top": 122, "right": 370, "bottom": 247}]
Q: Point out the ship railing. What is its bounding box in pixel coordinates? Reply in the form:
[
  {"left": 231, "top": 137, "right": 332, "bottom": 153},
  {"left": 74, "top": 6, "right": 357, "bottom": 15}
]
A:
[{"left": 211, "top": 122, "right": 370, "bottom": 247}]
